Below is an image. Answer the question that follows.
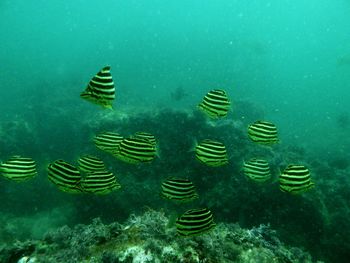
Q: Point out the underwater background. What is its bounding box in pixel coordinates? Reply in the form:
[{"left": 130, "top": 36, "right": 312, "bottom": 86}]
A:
[{"left": 1, "top": 0, "right": 350, "bottom": 262}]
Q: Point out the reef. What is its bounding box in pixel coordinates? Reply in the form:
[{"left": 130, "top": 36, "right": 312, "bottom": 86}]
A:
[
  {"left": 1, "top": 209, "right": 317, "bottom": 263},
  {"left": 1, "top": 106, "right": 350, "bottom": 262}
]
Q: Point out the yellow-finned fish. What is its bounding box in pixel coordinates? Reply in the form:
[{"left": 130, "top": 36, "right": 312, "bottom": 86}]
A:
[
  {"left": 243, "top": 158, "right": 271, "bottom": 183},
  {"left": 195, "top": 139, "right": 228, "bottom": 167},
  {"left": 161, "top": 178, "right": 199, "bottom": 202},
  {"left": 198, "top": 89, "right": 230, "bottom": 119},
  {"left": 81, "top": 170, "right": 121, "bottom": 195},
  {"left": 48, "top": 159, "right": 82, "bottom": 193},
  {"left": 279, "top": 164, "right": 314, "bottom": 194},
  {"left": 94, "top": 131, "right": 124, "bottom": 155},
  {"left": 114, "top": 137, "right": 156, "bottom": 164},
  {"left": 78, "top": 155, "right": 106, "bottom": 173},
  {"left": 0, "top": 156, "right": 37, "bottom": 182},
  {"left": 80, "top": 66, "right": 115, "bottom": 109},
  {"left": 176, "top": 208, "right": 216, "bottom": 237},
  {"left": 134, "top": 131, "right": 157, "bottom": 147},
  {"left": 248, "top": 120, "right": 278, "bottom": 145}
]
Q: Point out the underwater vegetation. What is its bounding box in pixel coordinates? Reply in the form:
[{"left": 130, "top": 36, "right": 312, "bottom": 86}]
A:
[{"left": 1, "top": 209, "right": 315, "bottom": 263}]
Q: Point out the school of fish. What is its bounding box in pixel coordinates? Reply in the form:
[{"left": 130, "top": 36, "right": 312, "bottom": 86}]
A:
[{"left": 0, "top": 65, "right": 314, "bottom": 237}]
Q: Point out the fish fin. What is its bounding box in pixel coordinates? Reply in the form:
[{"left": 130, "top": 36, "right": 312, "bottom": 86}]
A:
[
  {"left": 155, "top": 146, "right": 161, "bottom": 159},
  {"left": 188, "top": 139, "right": 198, "bottom": 152},
  {"left": 103, "top": 104, "right": 113, "bottom": 110}
]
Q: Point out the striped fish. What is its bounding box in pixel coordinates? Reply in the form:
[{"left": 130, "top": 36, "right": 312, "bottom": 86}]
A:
[
  {"left": 248, "top": 121, "right": 278, "bottom": 145},
  {"left": 195, "top": 139, "right": 228, "bottom": 167},
  {"left": 198, "top": 89, "right": 230, "bottom": 119},
  {"left": 81, "top": 170, "right": 121, "bottom": 195},
  {"left": 115, "top": 137, "right": 156, "bottom": 164},
  {"left": 78, "top": 155, "right": 106, "bottom": 173},
  {"left": 134, "top": 132, "right": 157, "bottom": 147},
  {"left": 0, "top": 156, "right": 37, "bottom": 182},
  {"left": 279, "top": 165, "right": 314, "bottom": 194},
  {"left": 48, "top": 160, "right": 82, "bottom": 193},
  {"left": 80, "top": 66, "right": 115, "bottom": 109},
  {"left": 176, "top": 208, "right": 216, "bottom": 237},
  {"left": 243, "top": 158, "right": 271, "bottom": 183},
  {"left": 94, "top": 132, "right": 124, "bottom": 154},
  {"left": 161, "top": 178, "right": 199, "bottom": 202}
]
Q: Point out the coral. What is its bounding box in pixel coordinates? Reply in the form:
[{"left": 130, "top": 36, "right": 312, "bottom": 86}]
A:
[
  {"left": 118, "top": 246, "right": 154, "bottom": 262},
  {"left": 1, "top": 108, "right": 349, "bottom": 262},
  {"left": 0, "top": 209, "right": 317, "bottom": 263},
  {"left": 0, "top": 241, "right": 36, "bottom": 263}
]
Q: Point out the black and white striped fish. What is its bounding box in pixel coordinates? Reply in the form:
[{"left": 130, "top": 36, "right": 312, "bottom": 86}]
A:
[
  {"left": 81, "top": 170, "right": 121, "bottom": 195},
  {"left": 94, "top": 132, "right": 124, "bottom": 154},
  {"left": 115, "top": 137, "right": 156, "bottom": 164},
  {"left": 198, "top": 89, "right": 230, "bottom": 119},
  {"left": 195, "top": 139, "right": 228, "bottom": 167},
  {"left": 248, "top": 120, "right": 278, "bottom": 145},
  {"left": 47, "top": 160, "right": 82, "bottom": 193},
  {"left": 176, "top": 208, "right": 216, "bottom": 237},
  {"left": 0, "top": 156, "right": 37, "bottom": 182},
  {"left": 279, "top": 165, "right": 314, "bottom": 194},
  {"left": 161, "top": 178, "right": 199, "bottom": 202},
  {"left": 80, "top": 66, "right": 115, "bottom": 109},
  {"left": 243, "top": 158, "right": 271, "bottom": 182},
  {"left": 134, "top": 132, "right": 157, "bottom": 147},
  {"left": 78, "top": 155, "right": 106, "bottom": 173}
]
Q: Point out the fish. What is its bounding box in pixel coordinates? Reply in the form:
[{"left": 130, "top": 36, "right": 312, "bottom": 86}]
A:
[
  {"left": 47, "top": 160, "right": 82, "bottom": 193},
  {"left": 176, "top": 208, "right": 216, "bottom": 237},
  {"left": 161, "top": 178, "right": 199, "bottom": 202},
  {"left": 133, "top": 131, "right": 157, "bottom": 147},
  {"left": 198, "top": 89, "right": 230, "bottom": 119},
  {"left": 114, "top": 137, "right": 157, "bottom": 164},
  {"left": 279, "top": 165, "right": 314, "bottom": 194},
  {"left": 243, "top": 158, "right": 271, "bottom": 182},
  {"left": 94, "top": 132, "right": 124, "bottom": 154},
  {"left": 0, "top": 156, "right": 37, "bottom": 182},
  {"left": 81, "top": 170, "right": 121, "bottom": 195},
  {"left": 78, "top": 155, "right": 106, "bottom": 173},
  {"left": 195, "top": 139, "right": 228, "bottom": 167},
  {"left": 248, "top": 120, "right": 278, "bottom": 145},
  {"left": 80, "top": 66, "right": 115, "bottom": 109}
]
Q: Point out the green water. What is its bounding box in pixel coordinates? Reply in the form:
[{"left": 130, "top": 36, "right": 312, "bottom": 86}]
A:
[{"left": 1, "top": 1, "right": 350, "bottom": 262}]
